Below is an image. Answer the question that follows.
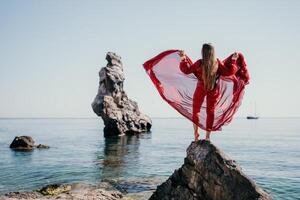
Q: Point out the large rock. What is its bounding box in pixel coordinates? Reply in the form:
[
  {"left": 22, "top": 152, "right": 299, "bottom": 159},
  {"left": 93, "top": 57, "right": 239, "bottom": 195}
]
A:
[
  {"left": 150, "top": 140, "right": 273, "bottom": 200},
  {"left": 92, "top": 52, "right": 152, "bottom": 137},
  {"left": 9, "top": 136, "right": 49, "bottom": 151},
  {"left": 9, "top": 136, "right": 35, "bottom": 150}
]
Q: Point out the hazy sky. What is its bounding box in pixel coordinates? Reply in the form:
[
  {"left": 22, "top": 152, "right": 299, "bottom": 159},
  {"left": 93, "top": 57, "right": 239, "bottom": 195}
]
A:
[{"left": 0, "top": 0, "right": 300, "bottom": 118}]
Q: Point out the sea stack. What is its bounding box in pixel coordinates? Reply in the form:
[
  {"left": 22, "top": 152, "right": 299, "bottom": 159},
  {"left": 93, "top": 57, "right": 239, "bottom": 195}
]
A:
[
  {"left": 92, "top": 52, "right": 152, "bottom": 137},
  {"left": 150, "top": 140, "right": 273, "bottom": 200}
]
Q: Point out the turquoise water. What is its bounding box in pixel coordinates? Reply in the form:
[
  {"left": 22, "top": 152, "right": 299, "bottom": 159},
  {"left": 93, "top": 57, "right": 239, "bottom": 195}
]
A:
[{"left": 0, "top": 118, "right": 299, "bottom": 199}]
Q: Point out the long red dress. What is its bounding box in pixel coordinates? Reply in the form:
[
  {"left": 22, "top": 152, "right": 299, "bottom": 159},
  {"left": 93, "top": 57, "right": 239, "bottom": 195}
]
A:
[{"left": 143, "top": 50, "right": 249, "bottom": 131}]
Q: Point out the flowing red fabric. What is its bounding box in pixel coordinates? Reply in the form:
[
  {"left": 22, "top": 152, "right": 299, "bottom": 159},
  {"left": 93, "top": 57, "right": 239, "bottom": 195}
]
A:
[{"left": 143, "top": 50, "right": 249, "bottom": 131}]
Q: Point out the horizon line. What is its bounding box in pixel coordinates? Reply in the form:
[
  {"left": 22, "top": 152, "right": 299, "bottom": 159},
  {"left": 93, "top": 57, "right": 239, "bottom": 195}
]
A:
[{"left": 0, "top": 116, "right": 300, "bottom": 119}]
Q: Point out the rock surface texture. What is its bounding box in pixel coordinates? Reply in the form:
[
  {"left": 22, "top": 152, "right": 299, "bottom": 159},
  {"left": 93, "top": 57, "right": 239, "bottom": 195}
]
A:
[
  {"left": 0, "top": 180, "right": 157, "bottom": 200},
  {"left": 9, "top": 136, "right": 49, "bottom": 150},
  {"left": 92, "top": 52, "right": 152, "bottom": 137},
  {"left": 150, "top": 140, "right": 273, "bottom": 200},
  {"left": 9, "top": 136, "right": 35, "bottom": 150},
  {"left": 0, "top": 183, "right": 122, "bottom": 200}
]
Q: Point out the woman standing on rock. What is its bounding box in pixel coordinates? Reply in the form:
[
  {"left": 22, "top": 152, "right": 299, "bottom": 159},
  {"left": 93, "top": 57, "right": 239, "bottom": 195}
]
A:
[{"left": 143, "top": 43, "right": 249, "bottom": 141}]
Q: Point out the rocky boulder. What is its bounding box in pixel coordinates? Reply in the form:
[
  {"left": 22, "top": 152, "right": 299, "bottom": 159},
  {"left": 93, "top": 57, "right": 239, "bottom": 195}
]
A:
[
  {"left": 150, "top": 140, "right": 273, "bottom": 200},
  {"left": 9, "top": 136, "right": 35, "bottom": 150},
  {"left": 92, "top": 52, "right": 152, "bottom": 137},
  {"left": 10, "top": 136, "right": 49, "bottom": 150}
]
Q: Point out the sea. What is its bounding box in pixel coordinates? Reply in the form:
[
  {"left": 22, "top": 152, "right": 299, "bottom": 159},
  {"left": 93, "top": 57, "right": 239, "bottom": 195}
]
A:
[{"left": 0, "top": 118, "right": 299, "bottom": 199}]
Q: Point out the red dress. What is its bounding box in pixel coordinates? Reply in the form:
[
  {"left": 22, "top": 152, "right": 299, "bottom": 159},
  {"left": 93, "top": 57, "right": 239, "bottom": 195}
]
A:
[{"left": 143, "top": 50, "right": 249, "bottom": 131}]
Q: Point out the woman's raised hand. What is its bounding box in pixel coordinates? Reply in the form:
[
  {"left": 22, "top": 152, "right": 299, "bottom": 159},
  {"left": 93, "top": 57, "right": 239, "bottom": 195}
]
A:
[
  {"left": 232, "top": 52, "right": 239, "bottom": 60},
  {"left": 178, "top": 50, "right": 186, "bottom": 60}
]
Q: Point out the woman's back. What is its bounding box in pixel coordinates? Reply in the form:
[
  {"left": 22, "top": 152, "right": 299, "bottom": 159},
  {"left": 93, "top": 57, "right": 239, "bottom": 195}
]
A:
[{"left": 179, "top": 58, "right": 238, "bottom": 82}]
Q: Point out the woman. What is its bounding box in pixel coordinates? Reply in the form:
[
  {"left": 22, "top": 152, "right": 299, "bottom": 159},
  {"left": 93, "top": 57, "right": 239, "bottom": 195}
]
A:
[
  {"left": 179, "top": 44, "right": 239, "bottom": 141},
  {"left": 143, "top": 43, "right": 249, "bottom": 141}
]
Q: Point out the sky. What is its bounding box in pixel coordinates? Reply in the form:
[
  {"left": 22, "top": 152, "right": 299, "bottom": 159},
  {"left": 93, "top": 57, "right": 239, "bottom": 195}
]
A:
[{"left": 0, "top": 0, "right": 300, "bottom": 118}]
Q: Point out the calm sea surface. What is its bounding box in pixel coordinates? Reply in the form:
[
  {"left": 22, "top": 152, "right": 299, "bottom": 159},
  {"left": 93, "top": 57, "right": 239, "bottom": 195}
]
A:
[{"left": 0, "top": 118, "right": 299, "bottom": 199}]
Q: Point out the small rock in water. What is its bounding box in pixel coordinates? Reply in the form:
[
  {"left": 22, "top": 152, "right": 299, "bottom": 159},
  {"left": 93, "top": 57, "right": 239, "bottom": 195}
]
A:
[
  {"left": 150, "top": 140, "right": 273, "bottom": 200},
  {"left": 104, "top": 178, "right": 159, "bottom": 194},
  {"left": 36, "top": 144, "right": 50, "bottom": 149},
  {"left": 92, "top": 52, "right": 152, "bottom": 137},
  {"left": 9, "top": 136, "right": 35, "bottom": 150},
  {"left": 38, "top": 184, "right": 71, "bottom": 196},
  {"left": 9, "top": 136, "right": 50, "bottom": 151}
]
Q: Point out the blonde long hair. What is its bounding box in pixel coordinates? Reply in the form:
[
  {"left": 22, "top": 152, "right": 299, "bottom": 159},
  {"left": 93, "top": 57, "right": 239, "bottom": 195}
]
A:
[{"left": 201, "top": 43, "right": 217, "bottom": 91}]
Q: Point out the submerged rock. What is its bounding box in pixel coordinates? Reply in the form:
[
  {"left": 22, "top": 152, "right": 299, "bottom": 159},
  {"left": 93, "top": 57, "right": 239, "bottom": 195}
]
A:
[
  {"left": 150, "top": 140, "right": 273, "bottom": 200},
  {"left": 92, "top": 52, "right": 152, "bottom": 137},
  {"left": 9, "top": 136, "right": 49, "bottom": 151},
  {"left": 9, "top": 136, "right": 35, "bottom": 150}
]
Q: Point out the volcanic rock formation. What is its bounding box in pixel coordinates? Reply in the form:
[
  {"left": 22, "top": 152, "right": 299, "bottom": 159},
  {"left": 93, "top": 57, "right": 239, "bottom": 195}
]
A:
[{"left": 92, "top": 52, "right": 152, "bottom": 137}]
